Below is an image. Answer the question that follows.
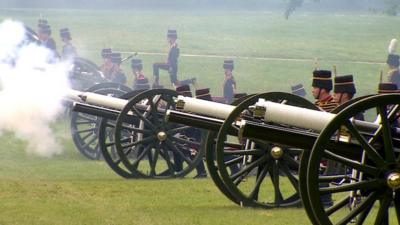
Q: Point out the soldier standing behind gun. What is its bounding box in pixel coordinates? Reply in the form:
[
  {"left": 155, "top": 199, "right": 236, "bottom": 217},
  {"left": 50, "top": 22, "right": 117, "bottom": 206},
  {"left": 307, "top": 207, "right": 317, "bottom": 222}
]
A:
[
  {"left": 59, "top": 28, "right": 77, "bottom": 60},
  {"left": 109, "top": 53, "right": 127, "bottom": 84},
  {"left": 152, "top": 29, "right": 180, "bottom": 87},
  {"left": 38, "top": 23, "right": 58, "bottom": 58},
  {"left": 100, "top": 48, "right": 113, "bottom": 80},
  {"left": 222, "top": 59, "right": 237, "bottom": 104},
  {"left": 312, "top": 70, "right": 337, "bottom": 112}
]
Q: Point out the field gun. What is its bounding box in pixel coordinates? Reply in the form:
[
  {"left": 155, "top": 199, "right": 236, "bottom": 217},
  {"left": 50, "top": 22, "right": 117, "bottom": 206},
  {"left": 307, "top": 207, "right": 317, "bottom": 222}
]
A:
[{"left": 166, "top": 92, "right": 400, "bottom": 225}]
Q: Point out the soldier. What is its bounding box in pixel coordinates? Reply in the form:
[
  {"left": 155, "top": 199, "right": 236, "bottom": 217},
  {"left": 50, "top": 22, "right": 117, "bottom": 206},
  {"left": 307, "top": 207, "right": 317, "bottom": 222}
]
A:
[
  {"left": 152, "top": 29, "right": 180, "bottom": 87},
  {"left": 386, "top": 54, "right": 400, "bottom": 88},
  {"left": 131, "top": 59, "right": 150, "bottom": 90},
  {"left": 109, "top": 53, "right": 127, "bottom": 84},
  {"left": 100, "top": 48, "right": 113, "bottom": 80},
  {"left": 333, "top": 75, "right": 356, "bottom": 105},
  {"left": 38, "top": 24, "right": 58, "bottom": 57},
  {"left": 291, "top": 83, "right": 306, "bottom": 98},
  {"left": 59, "top": 28, "right": 77, "bottom": 60},
  {"left": 312, "top": 70, "right": 337, "bottom": 112},
  {"left": 223, "top": 59, "right": 237, "bottom": 104}
]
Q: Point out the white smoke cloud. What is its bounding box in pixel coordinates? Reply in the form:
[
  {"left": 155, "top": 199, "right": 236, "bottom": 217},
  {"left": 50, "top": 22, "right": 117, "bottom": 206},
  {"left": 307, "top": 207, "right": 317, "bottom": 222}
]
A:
[{"left": 0, "top": 19, "right": 72, "bottom": 157}]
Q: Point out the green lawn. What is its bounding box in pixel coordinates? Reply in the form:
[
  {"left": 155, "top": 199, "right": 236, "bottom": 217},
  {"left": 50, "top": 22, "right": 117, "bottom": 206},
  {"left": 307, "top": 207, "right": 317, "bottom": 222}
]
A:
[{"left": 0, "top": 8, "right": 399, "bottom": 225}]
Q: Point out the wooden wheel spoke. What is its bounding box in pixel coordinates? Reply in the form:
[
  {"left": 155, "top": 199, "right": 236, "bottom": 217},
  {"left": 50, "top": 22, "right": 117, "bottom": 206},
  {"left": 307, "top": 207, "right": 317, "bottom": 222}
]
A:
[
  {"left": 77, "top": 127, "right": 96, "bottom": 134},
  {"left": 325, "top": 196, "right": 350, "bottom": 216},
  {"left": 122, "top": 136, "right": 157, "bottom": 148},
  {"left": 335, "top": 191, "right": 380, "bottom": 225},
  {"left": 282, "top": 154, "right": 300, "bottom": 168},
  {"left": 229, "top": 156, "right": 266, "bottom": 181},
  {"left": 374, "top": 193, "right": 392, "bottom": 225},
  {"left": 149, "top": 146, "right": 160, "bottom": 176},
  {"left": 166, "top": 126, "right": 191, "bottom": 135},
  {"left": 323, "top": 150, "right": 380, "bottom": 177},
  {"left": 249, "top": 165, "right": 269, "bottom": 200},
  {"left": 224, "top": 155, "right": 244, "bottom": 167},
  {"left": 377, "top": 106, "right": 396, "bottom": 163},
  {"left": 344, "top": 121, "right": 385, "bottom": 167},
  {"left": 79, "top": 132, "right": 93, "bottom": 142},
  {"left": 130, "top": 106, "right": 156, "bottom": 131},
  {"left": 224, "top": 141, "right": 243, "bottom": 149},
  {"left": 278, "top": 161, "right": 299, "bottom": 193},
  {"left": 170, "top": 136, "right": 200, "bottom": 147},
  {"left": 223, "top": 149, "right": 264, "bottom": 156},
  {"left": 319, "top": 179, "right": 384, "bottom": 195},
  {"left": 269, "top": 161, "right": 283, "bottom": 204},
  {"left": 355, "top": 200, "right": 375, "bottom": 225},
  {"left": 165, "top": 139, "right": 192, "bottom": 165},
  {"left": 121, "top": 124, "right": 152, "bottom": 134},
  {"left": 131, "top": 144, "right": 153, "bottom": 169},
  {"left": 82, "top": 135, "right": 98, "bottom": 148},
  {"left": 158, "top": 146, "right": 176, "bottom": 174},
  {"left": 394, "top": 190, "right": 400, "bottom": 224}
]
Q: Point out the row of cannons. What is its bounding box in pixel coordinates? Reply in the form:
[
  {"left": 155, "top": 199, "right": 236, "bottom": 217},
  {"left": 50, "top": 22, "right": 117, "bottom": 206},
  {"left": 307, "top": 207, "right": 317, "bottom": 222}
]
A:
[
  {"left": 64, "top": 81, "right": 400, "bottom": 225},
  {"left": 26, "top": 25, "right": 400, "bottom": 224}
]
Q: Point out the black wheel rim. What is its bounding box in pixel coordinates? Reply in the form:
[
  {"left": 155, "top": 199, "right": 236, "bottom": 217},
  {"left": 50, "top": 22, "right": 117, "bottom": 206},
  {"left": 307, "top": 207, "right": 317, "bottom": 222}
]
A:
[
  {"left": 97, "top": 89, "right": 146, "bottom": 178},
  {"left": 307, "top": 94, "right": 400, "bottom": 225},
  {"left": 215, "top": 92, "right": 318, "bottom": 208},
  {"left": 114, "top": 89, "right": 205, "bottom": 178}
]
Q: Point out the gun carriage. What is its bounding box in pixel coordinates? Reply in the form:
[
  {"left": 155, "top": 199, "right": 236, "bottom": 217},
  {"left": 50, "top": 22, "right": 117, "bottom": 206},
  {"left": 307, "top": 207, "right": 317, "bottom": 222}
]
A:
[{"left": 166, "top": 92, "right": 400, "bottom": 225}]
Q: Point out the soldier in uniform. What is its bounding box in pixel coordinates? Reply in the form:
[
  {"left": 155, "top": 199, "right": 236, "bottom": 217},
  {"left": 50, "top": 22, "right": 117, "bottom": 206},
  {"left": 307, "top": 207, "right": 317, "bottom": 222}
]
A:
[
  {"left": 131, "top": 59, "right": 150, "bottom": 90},
  {"left": 153, "top": 29, "right": 180, "bottom": 87},
  {"left": 223, "top": 59, "right": 237, "bottom": 104},
  {"left": 386, "top": 54, "right": 400, "bottom": 88},
  {"left": 312, "top": 69, "right": 336, "bottom": 207},
  {"left": 100, "top": 48, "right": 113, "bottom": 80},
  {"left": 291, "top": 83, "right": 306, "bottom": 98},
  {"left": 38, "top": 24, "right": 58, "bottom": 57},
  {"left": 333, "top": 74, "right": 364, "bottom": 121},
  {"left": 59, "top": 28, "right": 77, "bottom": 60},
  {"left": 312, "top": 70, "right": 337, "bottom": 112},
  {"left": 109, "top": 53, "right": 127, "bottom": 84}
]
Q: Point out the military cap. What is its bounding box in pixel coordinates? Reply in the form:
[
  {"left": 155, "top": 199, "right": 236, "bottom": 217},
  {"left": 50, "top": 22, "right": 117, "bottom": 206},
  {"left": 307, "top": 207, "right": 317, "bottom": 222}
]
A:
[
  {"left": 167, "top": 29, "right": 177, "bottom": 39},
  {"left": 39, "top": 24, "right": 51, "bottom": 35},
  {"left": 195, "top": 88, "right": 212, "bottom": 101},
  {"left": 38, "top": 19, "right": 48, "bottom": 28},
  {"left": 176, "top": 85, "right": 192, "bottom": 97},
  {"left": 134, "top": 77, "right": 150, "bottom": 90},
  {"left": 312, "top": 70, "right": 332, "bottom": 90},
  {"left": 59, "top": 28, "right": 71, "bottom": 40},
  {"left": 223, "top": 59, "right": 234, "bottom": 70},
  {"left": 291, "top": 83, "right": 306, "bottom": 97},
  {"left": 334, "top": 75, "right": 356, "bottom": 94},
  {"left": 110, "top": 53, "right": 122, "bottom": 64},
  {"left": 378, "top": 82, "right": 399, "bottom": 94},
  {"left": 131, "top": 58, "right": 143, "bottom": 70},
  {"left": 101, "top": 48, "right": 112, "bottom": 59},
  {"left": 386, "top": 54, "right": 400, "bottom": 67}
]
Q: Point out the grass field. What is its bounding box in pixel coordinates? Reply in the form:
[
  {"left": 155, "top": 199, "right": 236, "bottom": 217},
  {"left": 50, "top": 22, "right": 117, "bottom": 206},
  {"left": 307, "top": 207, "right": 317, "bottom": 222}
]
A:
[{"left": 1, "top": 7, "right": 400, "bottom": 225}]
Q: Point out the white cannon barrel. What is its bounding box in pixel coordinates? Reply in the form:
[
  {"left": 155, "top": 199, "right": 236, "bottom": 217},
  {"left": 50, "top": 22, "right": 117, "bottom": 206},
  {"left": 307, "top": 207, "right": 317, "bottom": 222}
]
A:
[
  {"left": 176, "top": 96, "right": 235, "bottom": 119},
  {"left": 65, "top": 89, "right": 128, "bottom": 110}
]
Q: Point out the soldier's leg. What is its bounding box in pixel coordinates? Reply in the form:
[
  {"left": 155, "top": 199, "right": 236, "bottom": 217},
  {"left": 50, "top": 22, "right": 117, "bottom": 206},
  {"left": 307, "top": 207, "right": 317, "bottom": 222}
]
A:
[
  {"left": 169, "top": 65, "right": 178, "bottom": 86},
  {"left": 153, "top": 62, "right": 170, "bottom": 85}
]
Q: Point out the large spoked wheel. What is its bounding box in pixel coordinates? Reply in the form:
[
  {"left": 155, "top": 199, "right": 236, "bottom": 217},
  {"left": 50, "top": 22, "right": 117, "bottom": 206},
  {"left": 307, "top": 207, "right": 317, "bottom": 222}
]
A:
[
  {"left": 70, "top": 83, "right": 132, "bottom": 160},
  {"left": 205, "top": 95, "right": 255, "bottom": 204},
  {"left": 70, "top": 57, "right": 106, "bottom": 91},
  {"left": 306, "top": 94, "right": 400, "bottom": 225},
  {"left": 215, "top": 92, "right": 319, "bottom": 208},
  {"left": 299, "top": 94, "right": 375, "bottom": 225},
  {"left": 97, "top": 89, "right": 147, "bottom": 178},
  {"left": 114, "top": 89, "right": 205, "bottom": 178}
]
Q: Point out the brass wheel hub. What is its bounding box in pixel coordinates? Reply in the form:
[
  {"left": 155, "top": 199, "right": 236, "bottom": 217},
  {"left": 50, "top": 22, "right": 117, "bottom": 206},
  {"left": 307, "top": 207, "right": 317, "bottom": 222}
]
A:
[
  {"left": 270, "top": 146, "right": 284, "bottom": 159},
  {"left": 157, "top": 131, "right": 167, "bottom": 141},
  {"left": 387, "top": 172, "right": 400, "bottom": 190}
]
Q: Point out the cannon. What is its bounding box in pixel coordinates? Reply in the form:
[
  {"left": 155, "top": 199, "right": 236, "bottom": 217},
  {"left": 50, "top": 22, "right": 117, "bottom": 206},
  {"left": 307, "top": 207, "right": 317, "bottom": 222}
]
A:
[{"left": 166, "top": 92, "right": 400, "bottom": 224}]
